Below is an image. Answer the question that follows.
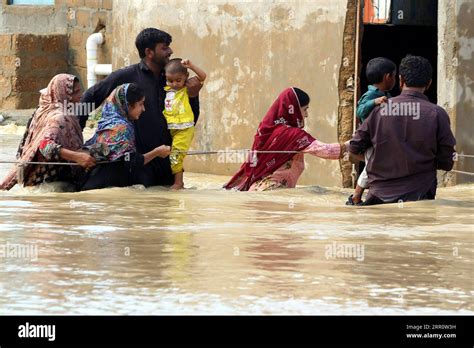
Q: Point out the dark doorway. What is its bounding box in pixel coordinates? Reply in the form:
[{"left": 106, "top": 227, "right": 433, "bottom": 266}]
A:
[
  {"left": 354, "top": 1, "right": 438, "bottom": 185},
  {"left": 360, "top": 24, "right": 438, "bottom": 103}
]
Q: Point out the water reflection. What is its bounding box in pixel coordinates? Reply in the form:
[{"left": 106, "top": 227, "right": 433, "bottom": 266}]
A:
[{"left": 0, "top": 128, "right": 472, "bottom": 314}]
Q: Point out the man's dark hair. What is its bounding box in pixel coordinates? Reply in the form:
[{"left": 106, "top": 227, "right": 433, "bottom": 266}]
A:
[
  {"left": 399, "top": 55, "right": 433, "bottom": 87},
  {"left": 126, "top": 83, "right": 145, "bottom": 105},
  {"left": 366, "top": 57, "right": 396, "bottom": 84},
  {"left": 135, "top": 28, "right": 172, "bottom": 59},
  {"left": 164, "top": 58, "right": 188, "bottom": 75},
  {"left": 293, "top": 87, "right": 310, "bottom": 107}
]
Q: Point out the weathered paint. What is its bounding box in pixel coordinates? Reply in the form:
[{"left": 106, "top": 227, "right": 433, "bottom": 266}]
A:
[
  {"left": 1, "top": 0, "right": 469, "bottom": 186},
  {"left": 438, "top": 0, "right": 474, "bottom": 184},
  {"left": 112, "top": 0, "right": 348, "bottom": 187}
]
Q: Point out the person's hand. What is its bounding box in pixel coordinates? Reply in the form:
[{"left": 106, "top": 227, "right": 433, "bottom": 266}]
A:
[
  {"left": 181, "top": 58, "right": 193, "bottom": 68},
  {"left": 349, "top": 153, "right": 365, "bottom": 163},
  {"left": 75, "top": 152, "right": 96, "bottom": 169},
  {"left": 155, "top": 145, "right": 171, "bottom": 158},
  {"left": 186, "top": 76, "right": 203, "bottom": 97},
  {"left": 374, "top": 96, "right": 388, "bottom": 105}
]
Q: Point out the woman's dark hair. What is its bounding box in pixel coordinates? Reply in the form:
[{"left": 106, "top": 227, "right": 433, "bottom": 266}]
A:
[
  {"left": 399, "top": 55, "right": 433, "bottom": 87},
  {"left": 366, "top": 57, "right": 396, "bottom": 84},
  {"left": 293, "top": 87, "right": 310, "bottom": 107},
  {"left": 126, "top": 83, "right": 145, "bottom": 105},
  {"left": 135, "top": 28, "right": 172, "bottom": 58}
]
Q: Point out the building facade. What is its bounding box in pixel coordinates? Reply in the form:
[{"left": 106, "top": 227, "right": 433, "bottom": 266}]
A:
[{"left": 0, "top": 0, "right": 472, "bottom": 186}]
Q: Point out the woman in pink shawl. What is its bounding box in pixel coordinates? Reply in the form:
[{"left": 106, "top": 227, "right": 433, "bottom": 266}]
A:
[
  {"left": 0, "top": 74, "right": 96, "bottom": 190},
  {"left": 224, "top": 87, "right": 345, "bottom": 191}
]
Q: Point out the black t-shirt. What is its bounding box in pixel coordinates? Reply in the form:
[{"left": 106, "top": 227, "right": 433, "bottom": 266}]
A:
[{"left": 79, "top": 60, "right": 200, "bottom": 186}]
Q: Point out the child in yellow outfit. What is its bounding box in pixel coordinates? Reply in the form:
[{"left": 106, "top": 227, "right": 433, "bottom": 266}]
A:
[{"left": 163, "top": 58, "right": 206, "bottom": 190}]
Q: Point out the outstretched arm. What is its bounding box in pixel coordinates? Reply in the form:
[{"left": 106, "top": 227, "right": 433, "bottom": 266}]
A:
[
  {"left": 436, "top": 108, "right": 456, "bottom": 171},
  {"left": 59, "top": 148, "right": 96, "bottom": 169},
  {"left": 347, "top": 117, "right": 372, "bottom": 155},
  {"left": 143, "top": 145, "right": 171, "bottom": 165},
  {"left": 182, "top": 59, "right": 206, "bottom": 82},
  {"left": 182, "top": 59, "right": 205, "bottom": 116},
  {"left": 302, "top": 140, "right": 344, "bottom": 159}
]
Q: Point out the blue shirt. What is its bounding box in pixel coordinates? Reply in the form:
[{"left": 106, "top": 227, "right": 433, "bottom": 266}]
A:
[{"left": 356, "top": 85, "right": 391, "bottom": 122}]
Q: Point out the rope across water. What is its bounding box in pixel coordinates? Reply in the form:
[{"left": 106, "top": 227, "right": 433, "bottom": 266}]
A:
[{"left": 1, "top": 151, "right": 473, "bottom": 176}]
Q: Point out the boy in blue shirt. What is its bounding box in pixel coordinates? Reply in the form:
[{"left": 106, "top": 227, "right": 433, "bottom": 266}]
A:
[{"left": 347, "top": 57, "right": 396, "bottom": 205}]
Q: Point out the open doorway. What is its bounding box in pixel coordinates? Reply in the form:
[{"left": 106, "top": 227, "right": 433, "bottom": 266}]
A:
[
  {"left": 358, "top": 0, "right": 438, "bottom": 104},
  {"left": 360, "top": 24, "right": 438, "bottom": 103},
  {"left": 352, "top": 0, "right": 439, "bottom": 183}
]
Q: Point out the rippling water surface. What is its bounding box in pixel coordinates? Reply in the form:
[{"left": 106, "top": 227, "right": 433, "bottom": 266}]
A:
[{"left": 1, "top": 126, "right": 472, "bottom": 314}]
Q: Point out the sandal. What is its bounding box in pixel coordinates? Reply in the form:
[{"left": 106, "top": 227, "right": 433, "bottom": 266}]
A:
[{"left": 346, "top": 194, "right": 363, "bottom": 206}]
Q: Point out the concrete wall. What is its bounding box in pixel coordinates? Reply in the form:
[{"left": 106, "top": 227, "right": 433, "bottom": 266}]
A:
[
  {"left": 438, "top": 0, "right": 474, "bottom": 184},
  {"left": 0, "top": 33, "right": 67, "bottom": 109},
  {"left": 1, "top": 0, "right": 471, "bottom": 186},
  {"left": 0, "top": 0, "right": 67, "bottom": 34},
  {"left": 63, "top": 0, "right": 113, "bottom": 91},
  {"left": 112, "top": 0, "right": 349, "bottom": 187},
  {"left": 0, "top": 0, "right": 113, "bottom": 107}
]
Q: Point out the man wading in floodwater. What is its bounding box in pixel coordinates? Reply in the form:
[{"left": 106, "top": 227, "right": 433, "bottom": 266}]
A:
[
  {"left": 79, "top": 28, "right": 202, "bottom": 187},
  {"left": 347, "top": 55, "right": 456, "bottom": 205}
]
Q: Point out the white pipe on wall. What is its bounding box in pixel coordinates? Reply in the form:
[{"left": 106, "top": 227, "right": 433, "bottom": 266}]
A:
[
  {"left": 86, "top": 32, "right": 112, "bottom": 88},
  {"left": 94, "top": 64, "right": 113, "bottom": 75}
]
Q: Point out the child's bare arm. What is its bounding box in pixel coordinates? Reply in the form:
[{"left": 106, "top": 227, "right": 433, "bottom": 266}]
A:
[
  {"left": 374, "top": 96, "right": 387, "bottom": 105},
  {"left": 181, "top": 59, "right": 206, "bottom": 82}
]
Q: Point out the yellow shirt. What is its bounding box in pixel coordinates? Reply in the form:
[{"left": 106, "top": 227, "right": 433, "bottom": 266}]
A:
[{"left": 163, "top": 86, "right": 194, "bottom": 129}]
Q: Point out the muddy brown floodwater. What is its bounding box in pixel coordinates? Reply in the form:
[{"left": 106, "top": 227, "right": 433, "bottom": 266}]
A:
[{"left": 0, "top": 125, "right": 472, "bottom": 314}]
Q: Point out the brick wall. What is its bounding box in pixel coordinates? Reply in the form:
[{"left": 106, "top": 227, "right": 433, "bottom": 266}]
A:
[
  {"left": 58, "top": 0, "right": 113, "bottom": 90},
  {"left": 0, "top": 33, "right": 68, "bottom": 109},
  {"left": 0, "top": 0, "right": 112, "bottom": 109}
]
